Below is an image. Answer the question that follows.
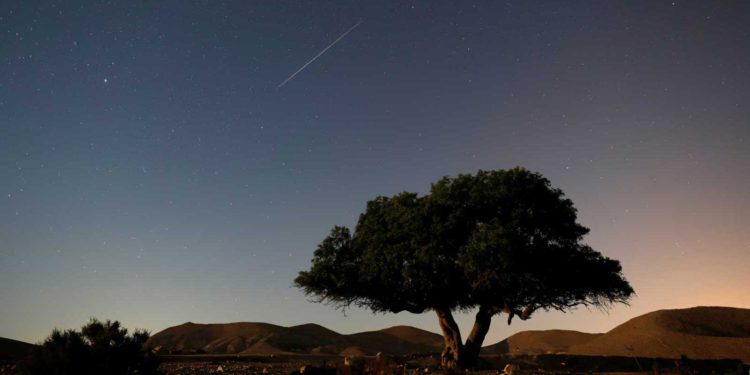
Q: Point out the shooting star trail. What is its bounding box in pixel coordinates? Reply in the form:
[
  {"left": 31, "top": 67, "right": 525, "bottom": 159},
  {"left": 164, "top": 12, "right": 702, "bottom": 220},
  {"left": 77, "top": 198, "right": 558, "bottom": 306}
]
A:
[{"left": 277, "top": 20, "right": 363, "bottom": 89}]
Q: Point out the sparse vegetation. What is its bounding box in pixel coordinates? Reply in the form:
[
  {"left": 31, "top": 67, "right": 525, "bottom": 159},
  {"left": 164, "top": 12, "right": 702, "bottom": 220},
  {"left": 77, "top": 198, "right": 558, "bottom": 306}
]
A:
[{"left": 21, "top": 318, "right": 160, "bottom": 375}]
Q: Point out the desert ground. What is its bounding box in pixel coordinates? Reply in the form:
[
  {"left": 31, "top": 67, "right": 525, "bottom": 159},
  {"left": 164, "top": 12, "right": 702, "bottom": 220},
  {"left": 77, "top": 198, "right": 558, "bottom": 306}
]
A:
[
  {"left": 154, "top": 353, "right": 748, "bottom": 375},
  {"left": 2, "top": 348, "right": 748, "bottom": 375},
  {"left": 3, "top": 307, "right": 750, "bottom": 375}
]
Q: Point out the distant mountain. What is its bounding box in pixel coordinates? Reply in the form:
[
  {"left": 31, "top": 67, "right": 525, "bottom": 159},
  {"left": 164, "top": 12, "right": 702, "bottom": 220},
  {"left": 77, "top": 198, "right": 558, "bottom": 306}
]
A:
[
  {"left": 150, "top": 306, "right": 750, "bottom": 363},
  {"left": 148, "top": 322, "right": 443, "bottom": 356},
  {"left": 482, "top": 330, "right": 600, "bottom": 355},
  {"left": 0, "top": 337, "right": 36, "bottom": 359},
  {"left": 380, "top": 326, "right": 445, "bottom": 347},
  {"left": 347, "top": 325, "right": 444, "bottom": 355},
  {"left": 567, "top": 306, "right": 750, "bottom": 363}
]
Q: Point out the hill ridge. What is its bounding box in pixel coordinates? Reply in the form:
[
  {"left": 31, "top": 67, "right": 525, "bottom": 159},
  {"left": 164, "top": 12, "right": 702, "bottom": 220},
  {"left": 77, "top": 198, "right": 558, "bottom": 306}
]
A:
[
  {"left": 0, "top": 337, "right": 36, "bottom": 360},
  {"left": 148, "top": 322, "right": 443, "bottom": 356},
  {"left": 148, "top": 306, "right": 750, "bottom": 363},
  {"left": 567, "top": 306, "right": 750, "bottom": 363}
]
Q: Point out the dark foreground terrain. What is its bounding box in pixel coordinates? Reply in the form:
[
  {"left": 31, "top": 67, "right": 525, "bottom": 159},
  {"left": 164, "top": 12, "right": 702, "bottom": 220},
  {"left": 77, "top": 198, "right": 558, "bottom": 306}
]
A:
[
  {"left": 2, "top": 353, "right": 747, "bottom": 375},
  {"left": 157, "top": 354, "right": 334, "bottom": 375},
  {"left": 156, "top": 353, "right": 748, "bottom": 375}
]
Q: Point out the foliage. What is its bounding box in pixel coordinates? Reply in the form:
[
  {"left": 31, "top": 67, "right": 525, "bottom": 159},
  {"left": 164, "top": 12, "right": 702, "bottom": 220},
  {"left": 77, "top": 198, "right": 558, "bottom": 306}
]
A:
[
  {"left": 21, "top": 318, "right": 160, "bottom": 375},
  {"left": 295, "top": 168, "right": 634, "bottom": 368}
]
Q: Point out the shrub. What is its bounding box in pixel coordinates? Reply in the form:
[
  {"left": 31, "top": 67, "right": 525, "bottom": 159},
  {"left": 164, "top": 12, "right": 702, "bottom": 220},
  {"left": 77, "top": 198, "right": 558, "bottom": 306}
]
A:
[{"left": 22, "top": 318, "right": 160, "bottom": 375}]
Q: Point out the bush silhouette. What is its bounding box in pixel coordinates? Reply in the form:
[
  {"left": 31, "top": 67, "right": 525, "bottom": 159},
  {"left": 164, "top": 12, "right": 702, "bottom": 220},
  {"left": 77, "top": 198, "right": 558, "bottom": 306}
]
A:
[{"left": 22, "top": 318, "right": 160, "bottom": 375}]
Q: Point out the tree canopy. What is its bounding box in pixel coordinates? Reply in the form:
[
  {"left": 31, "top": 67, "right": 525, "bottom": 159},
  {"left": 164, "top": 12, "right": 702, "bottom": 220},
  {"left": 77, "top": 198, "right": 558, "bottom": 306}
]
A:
[{"left": 295, "top": 168, "right": 634, "bottom": 368}]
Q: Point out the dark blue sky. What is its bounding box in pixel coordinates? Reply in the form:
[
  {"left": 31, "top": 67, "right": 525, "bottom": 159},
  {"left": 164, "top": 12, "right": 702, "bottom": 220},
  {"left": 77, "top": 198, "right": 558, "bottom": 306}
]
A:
[{"left": 2, "top": 1, "right": 749, "bottom": 344}]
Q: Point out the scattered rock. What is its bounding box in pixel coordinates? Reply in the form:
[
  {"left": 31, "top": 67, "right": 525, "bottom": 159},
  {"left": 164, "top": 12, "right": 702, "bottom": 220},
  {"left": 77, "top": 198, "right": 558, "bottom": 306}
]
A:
[
  {"left": 340, "top": 356, "right": 366, "bottom": 375},
  {"left": 502, "top": 363, "right": 519, "bottom": 375}
]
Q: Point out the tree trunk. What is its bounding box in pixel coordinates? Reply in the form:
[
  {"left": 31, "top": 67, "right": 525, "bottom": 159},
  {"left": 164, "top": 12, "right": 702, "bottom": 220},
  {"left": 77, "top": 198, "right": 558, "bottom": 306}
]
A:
[
  {"left": 435, "top": 309, "right": 463, "bottom": 369},
  {"left": 435, "top": 307, "right": 496, "bottom": 369},
  {"left": 461, "top": 306, "right": 493, "bottom": 369}
]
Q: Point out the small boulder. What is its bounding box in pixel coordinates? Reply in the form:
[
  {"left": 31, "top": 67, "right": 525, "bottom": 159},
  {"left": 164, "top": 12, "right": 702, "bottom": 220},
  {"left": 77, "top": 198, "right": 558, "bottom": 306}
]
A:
[
  {"left": 502, "top": 364, "right": 519, "bottom": 375},
  {"left": 340, "top": 356, "right": 366, "bottom": 375}
]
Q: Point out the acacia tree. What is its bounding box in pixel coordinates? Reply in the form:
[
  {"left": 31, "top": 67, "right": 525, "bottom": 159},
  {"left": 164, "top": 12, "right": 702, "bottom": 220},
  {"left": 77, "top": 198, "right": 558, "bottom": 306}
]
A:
[{"left": 295, "top": 168, "right": 634, "bottom": 369}]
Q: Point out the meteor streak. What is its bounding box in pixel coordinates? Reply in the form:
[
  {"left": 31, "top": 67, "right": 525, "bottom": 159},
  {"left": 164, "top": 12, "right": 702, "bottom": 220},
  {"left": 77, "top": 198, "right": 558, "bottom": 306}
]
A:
[{"left": 277, "top": 20, "right": 363, "bottom": 89}]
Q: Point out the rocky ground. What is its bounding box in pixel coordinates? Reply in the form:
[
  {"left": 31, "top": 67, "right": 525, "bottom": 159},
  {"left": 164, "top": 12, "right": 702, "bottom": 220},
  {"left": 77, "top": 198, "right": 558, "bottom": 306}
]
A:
[
  {"left": 0, "top": 361, "right": 19, "bottom": 374},
  {"left": 156, "top": 354, "right": 438, "bottom": 375},
  {"left": 3, "top": 354, "right": 747, "bottom": 375},
  {"left": 155, "top": 354, "right": 749, "bottom": 375},
  {"left": 159, "top": 360, "right": 299, "bottom": 375}
]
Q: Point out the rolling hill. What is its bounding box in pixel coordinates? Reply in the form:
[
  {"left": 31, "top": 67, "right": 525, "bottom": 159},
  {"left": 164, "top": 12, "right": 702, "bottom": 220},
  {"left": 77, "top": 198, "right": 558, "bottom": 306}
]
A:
[
  {"left": 148, "top": 322, "right": 443, "bottom": 356},
  {"left": 150, "top": 306, "right": 750, "bottom": 363},
  {"left": 0, "top": 337, "right": 36, "bottom": 359},
  {"left": 482, "top": 330, "right": 600, "bottom": 355},
  {"left": 567, "top": 306, "right": 750, "bottom": 363}
]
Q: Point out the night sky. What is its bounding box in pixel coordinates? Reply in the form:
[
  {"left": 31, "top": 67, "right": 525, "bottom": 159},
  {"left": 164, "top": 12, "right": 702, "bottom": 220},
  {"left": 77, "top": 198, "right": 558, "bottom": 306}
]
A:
[{"left": 2, "top": 1, "right": 749, "bottom": 345}]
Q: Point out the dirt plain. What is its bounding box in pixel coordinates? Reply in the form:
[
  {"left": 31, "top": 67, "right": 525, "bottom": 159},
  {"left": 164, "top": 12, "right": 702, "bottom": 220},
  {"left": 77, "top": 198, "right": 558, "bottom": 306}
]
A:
[{"left": 153, "top": 353, "right": 749, "bottom": 375}]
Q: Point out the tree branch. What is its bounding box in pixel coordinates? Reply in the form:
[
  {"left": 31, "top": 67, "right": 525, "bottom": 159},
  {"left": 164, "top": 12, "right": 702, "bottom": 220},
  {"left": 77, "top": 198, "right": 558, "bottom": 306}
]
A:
[{"left": 501, "top": 303, "right": 538, "bottom": 325}]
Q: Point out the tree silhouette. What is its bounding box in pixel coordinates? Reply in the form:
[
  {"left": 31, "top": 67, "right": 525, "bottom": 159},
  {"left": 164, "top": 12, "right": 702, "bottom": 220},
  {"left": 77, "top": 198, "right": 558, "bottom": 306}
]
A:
[
  {"left": 295, "top": 168, "right": 634, "bottom": 369},
  {"left": 22, "top": 318, "right": 160, "bottom": 375}
]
